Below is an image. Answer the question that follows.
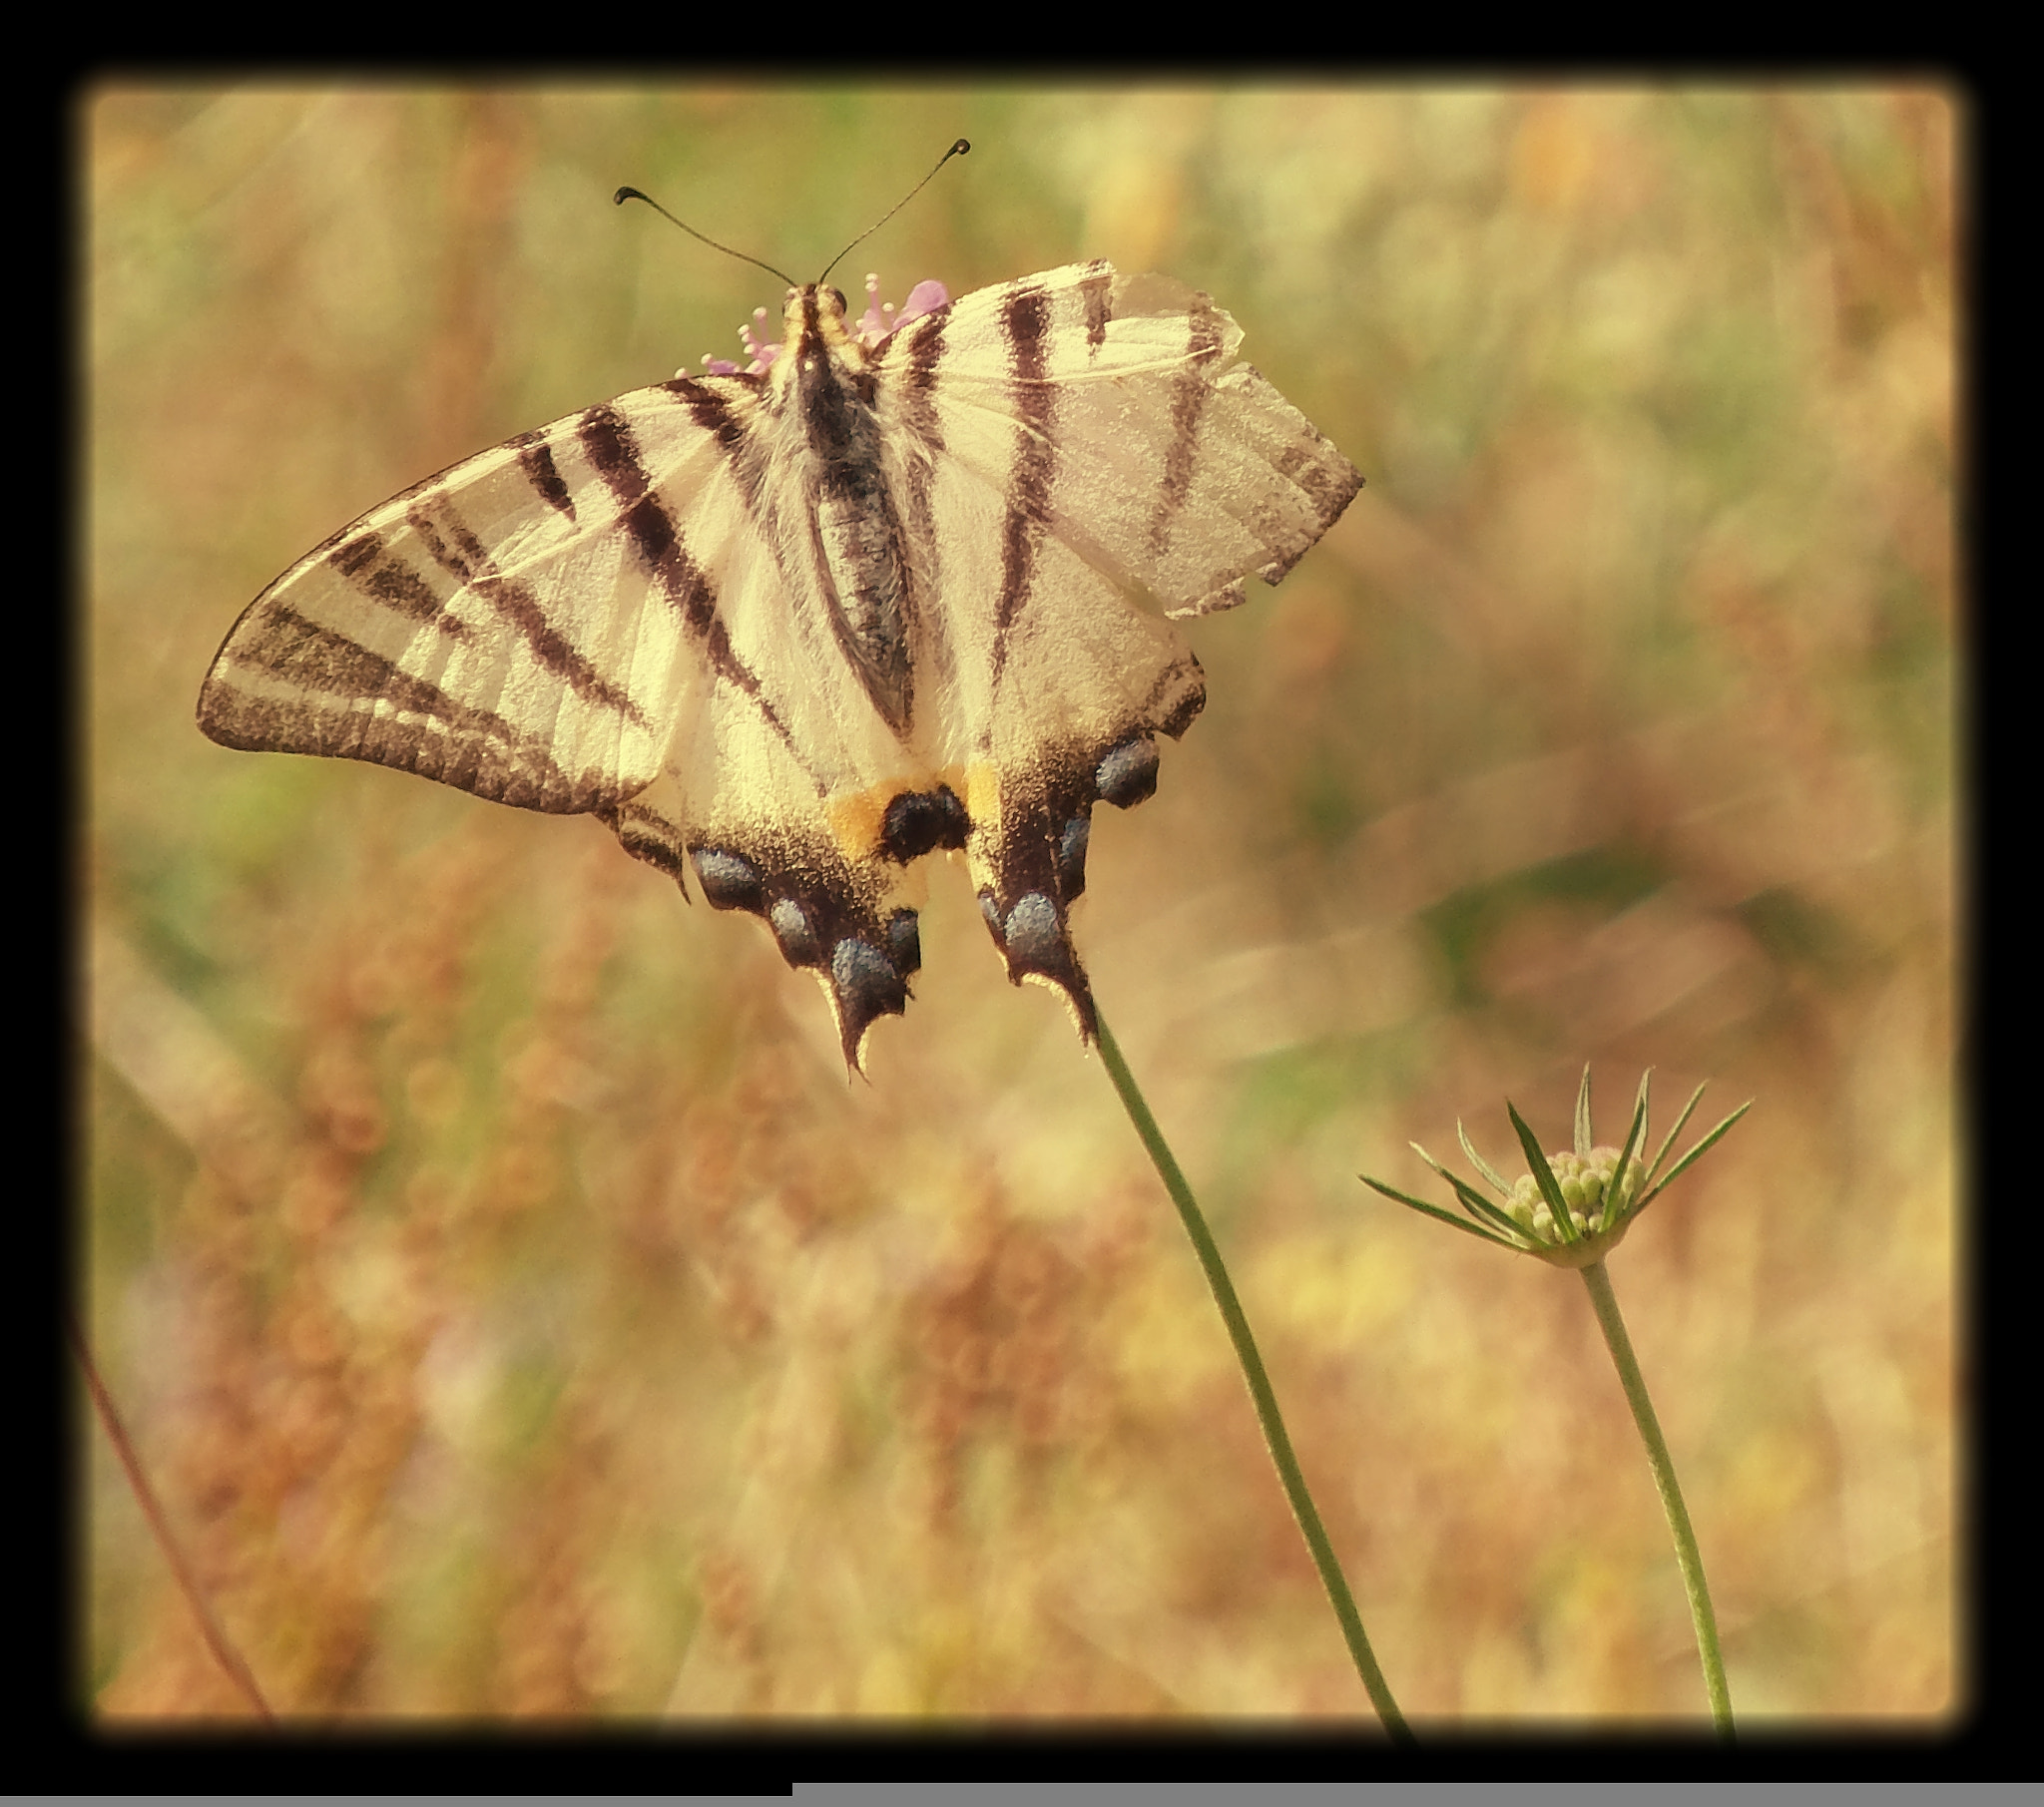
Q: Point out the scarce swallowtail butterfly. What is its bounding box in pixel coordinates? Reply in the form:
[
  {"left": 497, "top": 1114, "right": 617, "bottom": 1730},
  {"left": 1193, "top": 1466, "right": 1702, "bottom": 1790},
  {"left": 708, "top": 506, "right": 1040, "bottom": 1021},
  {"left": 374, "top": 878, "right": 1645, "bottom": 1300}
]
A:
[{"left": 198, "top": 160, "right": 1363, "bottom": 1071}]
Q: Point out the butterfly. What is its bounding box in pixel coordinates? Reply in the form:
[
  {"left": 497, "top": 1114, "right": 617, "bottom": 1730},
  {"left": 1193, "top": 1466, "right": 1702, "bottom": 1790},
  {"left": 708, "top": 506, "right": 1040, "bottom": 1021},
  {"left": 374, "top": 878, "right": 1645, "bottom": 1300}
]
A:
[{"left": 199, "top": 244, "right": 1362, "bottom": 1070}]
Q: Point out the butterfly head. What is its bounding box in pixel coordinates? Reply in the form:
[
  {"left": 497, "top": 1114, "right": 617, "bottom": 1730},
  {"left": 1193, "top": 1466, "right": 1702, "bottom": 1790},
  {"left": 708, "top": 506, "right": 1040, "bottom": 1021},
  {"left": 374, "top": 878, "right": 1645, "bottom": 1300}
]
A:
[
  {"left": 698, "top": 274, "right": 952, "bottom": 380},
  {"left": 784, "top": 283, "right": 860, "bottom": 375},
  {"left": 794, "top": 274, "right": 954, "bottom": 356}
]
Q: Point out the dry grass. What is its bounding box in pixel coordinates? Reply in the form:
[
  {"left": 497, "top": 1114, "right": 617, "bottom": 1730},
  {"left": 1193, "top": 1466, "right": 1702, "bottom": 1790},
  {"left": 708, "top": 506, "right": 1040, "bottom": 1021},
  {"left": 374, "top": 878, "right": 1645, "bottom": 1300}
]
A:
[{"left": 85, "top": 85, "right": 1956, "bottom": 1722}]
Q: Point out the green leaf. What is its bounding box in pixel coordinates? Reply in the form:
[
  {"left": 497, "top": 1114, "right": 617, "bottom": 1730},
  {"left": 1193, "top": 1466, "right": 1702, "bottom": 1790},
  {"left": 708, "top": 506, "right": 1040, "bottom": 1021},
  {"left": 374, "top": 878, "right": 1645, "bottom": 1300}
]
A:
[
  {"left": 1641, "top": 1101, "right": 1752, "bottom": 1204},
  {"left": 1507, "top": 1101, "right": 1579, "bottom": 1245},
  {"left": 1457, "top": 1119, "right": 1515, "bottom": 1198},
  {"left": 1412, "top": 1142, "right": 1533, "bottom": 1240},
  {"left": 1645, "top": 1081, "right": 1710, "bottom": 1188},
  {"left": 1605, "top": 1070, "right": 1651, "bottom": 1224},
  {"left": 1359, "top": 1175, "right": 1519, "bottom": 1246},
  {"left": 1574, "top": 1065, "right": 1594, "bottom": 1157}
]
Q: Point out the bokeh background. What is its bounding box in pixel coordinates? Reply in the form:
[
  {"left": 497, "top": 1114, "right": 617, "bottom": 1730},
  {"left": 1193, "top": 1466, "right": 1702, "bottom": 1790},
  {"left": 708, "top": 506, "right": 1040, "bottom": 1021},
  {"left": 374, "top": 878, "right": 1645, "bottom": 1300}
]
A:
[{"left": 85, "top": 86, "right": 1956, "bottom": 1721}]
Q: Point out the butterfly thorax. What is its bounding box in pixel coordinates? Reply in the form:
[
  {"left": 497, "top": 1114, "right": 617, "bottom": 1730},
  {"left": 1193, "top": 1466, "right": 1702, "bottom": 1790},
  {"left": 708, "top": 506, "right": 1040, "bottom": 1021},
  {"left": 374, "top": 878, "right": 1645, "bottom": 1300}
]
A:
[{"left": 772, "top": 284, "right": 916, "bottom": 738}]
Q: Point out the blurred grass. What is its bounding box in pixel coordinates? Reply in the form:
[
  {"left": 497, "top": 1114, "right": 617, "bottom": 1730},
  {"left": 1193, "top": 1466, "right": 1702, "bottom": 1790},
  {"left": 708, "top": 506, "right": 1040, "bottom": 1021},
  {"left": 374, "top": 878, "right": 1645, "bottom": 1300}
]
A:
[{"left": 84, "top": 85, "right": 1956, "bottom": 1720}]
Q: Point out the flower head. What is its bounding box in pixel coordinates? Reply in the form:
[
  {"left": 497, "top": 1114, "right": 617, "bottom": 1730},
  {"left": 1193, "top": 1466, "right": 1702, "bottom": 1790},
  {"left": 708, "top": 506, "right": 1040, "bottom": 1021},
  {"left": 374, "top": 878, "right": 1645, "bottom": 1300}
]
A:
[{"left": 1361, "top": 1068, "right": 1750, "bottom": 1268}]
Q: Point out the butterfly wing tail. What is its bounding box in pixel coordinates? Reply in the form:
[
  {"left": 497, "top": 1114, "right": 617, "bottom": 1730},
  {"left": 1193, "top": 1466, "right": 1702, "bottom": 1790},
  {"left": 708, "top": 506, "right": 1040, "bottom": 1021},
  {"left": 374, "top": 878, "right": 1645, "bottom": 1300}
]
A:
[
  {"left": 604, "top": 774, "right": 932, "bottom": 1074},
  {"left": 961, "top": 650, "right": 1207, "bottom": 1047}
]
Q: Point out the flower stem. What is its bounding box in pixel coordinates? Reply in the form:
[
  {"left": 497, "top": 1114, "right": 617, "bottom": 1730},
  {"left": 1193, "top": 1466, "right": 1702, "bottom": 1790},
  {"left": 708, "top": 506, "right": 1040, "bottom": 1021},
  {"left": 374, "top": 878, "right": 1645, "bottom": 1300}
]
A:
[
  {"left": 1577, "top": 1259, "right": 1734, "bottom": 1738},
  {"left": 70, "top": 1309, "right": 273, "bottom": 1720},
  {"left": 1094, "top": 1011, "right": 1409, "bottom": 1738}
]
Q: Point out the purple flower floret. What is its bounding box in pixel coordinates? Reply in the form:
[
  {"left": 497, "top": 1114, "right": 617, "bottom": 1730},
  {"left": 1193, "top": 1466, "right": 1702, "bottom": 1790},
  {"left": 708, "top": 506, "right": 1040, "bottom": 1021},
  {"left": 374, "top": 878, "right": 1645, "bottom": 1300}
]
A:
[
  {"left": 696, "top": 305, "right": 779, "bottom": 377},
  {"left": 694, "top": 276, "right": 949, "bottom": 377},
  {"left": 851, "top": 272, "right": 951, "bottom": 348}
]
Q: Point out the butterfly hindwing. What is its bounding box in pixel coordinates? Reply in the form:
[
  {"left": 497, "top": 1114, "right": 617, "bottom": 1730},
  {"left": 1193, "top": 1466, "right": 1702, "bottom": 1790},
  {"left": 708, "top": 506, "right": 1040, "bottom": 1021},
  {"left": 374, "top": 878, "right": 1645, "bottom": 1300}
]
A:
[{"left": 200, "top": 257, "right": 1362, "bottom": 1069}]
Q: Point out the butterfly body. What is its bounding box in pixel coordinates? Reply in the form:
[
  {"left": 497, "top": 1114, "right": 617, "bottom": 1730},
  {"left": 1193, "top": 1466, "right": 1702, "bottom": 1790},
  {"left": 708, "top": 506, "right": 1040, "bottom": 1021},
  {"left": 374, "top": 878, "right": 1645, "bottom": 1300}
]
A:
[{"left": 200, "top": 260, "right": 1362, "bottom": 1069}]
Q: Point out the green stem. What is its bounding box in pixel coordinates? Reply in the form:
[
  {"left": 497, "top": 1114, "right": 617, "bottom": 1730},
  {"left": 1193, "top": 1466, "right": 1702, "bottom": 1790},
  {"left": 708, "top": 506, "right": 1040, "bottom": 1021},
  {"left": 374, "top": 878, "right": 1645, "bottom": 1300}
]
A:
[
  {"left": 1577, "top": 1259, "right": 1734, "bottom": 1738},
  {"left": 1094, "top": 1011, "right": 1410, "bottom": 1738}
]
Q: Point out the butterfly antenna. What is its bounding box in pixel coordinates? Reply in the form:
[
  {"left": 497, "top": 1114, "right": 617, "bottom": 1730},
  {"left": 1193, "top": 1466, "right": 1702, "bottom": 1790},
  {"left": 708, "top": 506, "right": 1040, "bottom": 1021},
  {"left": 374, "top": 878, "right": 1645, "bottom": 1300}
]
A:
[
  {"left": 613, "top": 187, "right": 797, "bottom": 289},
  {"left": 816, "top": 138, "right": 970, "bottom": 284}
]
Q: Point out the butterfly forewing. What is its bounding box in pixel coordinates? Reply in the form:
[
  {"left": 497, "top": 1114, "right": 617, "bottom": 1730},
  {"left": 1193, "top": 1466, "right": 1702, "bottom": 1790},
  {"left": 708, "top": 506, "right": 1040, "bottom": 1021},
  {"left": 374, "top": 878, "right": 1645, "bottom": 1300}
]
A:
[
  {"left": 199, "top": 379, "right": 767, "bottom": 814},
  {"left": 200, "top": 256, "right": 1362, "bottom": 1069},
  {"left": 889, "top": 264, "right": 1359, "bottom": 619}
]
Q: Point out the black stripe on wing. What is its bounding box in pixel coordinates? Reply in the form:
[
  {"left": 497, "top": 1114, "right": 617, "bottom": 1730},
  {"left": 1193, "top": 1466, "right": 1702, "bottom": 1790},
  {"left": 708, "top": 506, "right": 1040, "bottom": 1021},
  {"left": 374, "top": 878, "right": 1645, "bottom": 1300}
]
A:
[
  {"left": 201, "top": 601, "right": 608, "bottom": 811},
  {"left": 510, "top": 431, "right": 578, "bottom": 519},
  {"left": 991, "top": 282, "right": 1058, "bottom": 679},
  {"left": 402, "top": 496, "right": 652, "bottom": 732},
  {"left": 1146, "top": 293, "right": 1229, "bottom": 563},
  {"left": 573, "top": 399, "right": 822, "bottom": 796}
]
